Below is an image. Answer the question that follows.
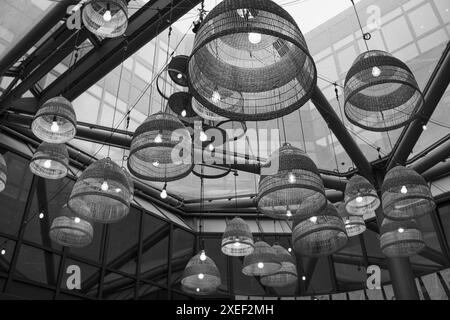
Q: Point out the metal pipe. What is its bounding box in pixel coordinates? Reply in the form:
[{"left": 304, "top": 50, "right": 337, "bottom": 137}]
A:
[{"left": 410, "top": 137, "right": 450, "bottom": 174}]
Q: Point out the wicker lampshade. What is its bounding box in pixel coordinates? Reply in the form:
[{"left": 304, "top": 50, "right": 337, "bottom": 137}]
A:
[
  {"left": 344, "top": 50, "right": 424, "bottom": 131},
  {"left": 382, "top": 166, "right": 435, "bottom": 221},
  {"left": 49, "top": 206, "right": 93, "bottom": 248},
  {"left": 181, "top": 251, "right": 221, "bottom": 295},
  {"left": 31, "top": 96, "right": 77, "bottom": 143},
  {"left": 128, "top": 112, "right": 193, "bottom": 182},
  {"left": 82, "top": 0, "right": 128, "bottom": 38},
  {"left": 380, "top": 218, "right": 425, "bottom": 258},
  {"left": 337, "top": 203, "right": 366, "bottom": 237},
  {"left": 68, "top": 157, "right": 132, "bottom": 223},
  {"left": 168, "top": 55, "right": 189, "bottom": 87},
  {"left": 168, "top": 92, "right": 196, "bottom": 118},
  {"left": 221, "top": 217, "right": 254, "bottom": 256},
  {"left": 345, "top": 175, "right": 380, "bottom": 216},
  {"left": 261, "top": 245, "right": 297, "bottom": 288},
  {"left": 29, "top": 142, "right": 69, "bottom": 180},
  {"left": 242, "top": 241, "right": 282, "bottom": 276},
  {"left": 188, "top": 0, "right": 316, "bottom": 121},
  {"left": 123, "top": 168, "right": 134, "bottom": 202},
  {"left": 0, "top": 154, "right": 7, "bottom": 193},
  {"left": 292, "top": 203, "right": 348, "bottom": 257},
  {"left": 257, "top": 143, "right": 326, "bottom": 219},
  {"left": 192, "top": 96, "right": 228, "bottom": 122}
]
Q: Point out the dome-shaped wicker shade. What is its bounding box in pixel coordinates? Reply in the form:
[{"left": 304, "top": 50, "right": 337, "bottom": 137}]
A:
[
  {"left": 221, "top": 217, "right": 254, "bottom": 256},
  {"left": 345, "top": 175, "right": 380, "bottom": 216},
  {"left": 257, "top": 144, "right": 326, "bottom": 219},
  {"left": 181, "top": 251, "right": 221, "bottom": 295},
  {"left": 188, "top": 0, "right": 317, "bottom": 121},
  {"left": 0, "top": 154, "right": 7, "bottom": 192},
  {"left": 242, "top": 241, "right": 282, "bottom": 276},
  {"left": 68, "top": 158, "right": 132, "bottom": 223},
  {"left": 29, "top": 142, "right": 69, "bottom": 179},
  {"left": 49, "top": 206, "right": 93, "bottom": 248},
  {"left": 168, "top": 55, "right": 189, "bottom": 87},
  {"left": 128, "top": 112, "right": 193, "bottom": 182},
  {"left": 261, "top": 245, "right": 297, "bottom": 288},
  {"left": 82, "top": 0, "right": 128, "bottom": 38},
  {"left": 382, "top": 166, "right": 435, "bottom": 221},
  {"left": 292, "top": 203, "right": 348, "bottom": 257},
  {"left": 344, "top": 50, "right": 424, "bottom": 131},
  {"left": 337, "top": 203, "right": 366, "bottom": 237},
  {"left": 380, "top": 218, "right": 425, "bottom": 258},
  {"left": 31, "top": 96, "right": 77, "bottom": 143},
  {"left": 168, "top": 92, "right": 196, "bottom": 118}
]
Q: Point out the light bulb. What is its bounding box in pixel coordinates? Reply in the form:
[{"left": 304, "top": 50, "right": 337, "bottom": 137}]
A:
[
  {"left": 211, "top": 90, "right": 221, "bottom": 103},
  {"left": 233, "top": 241, "right": 241, "bottom": 247},
  {"left": 43, "top": 159, "right": 52, "bottom": 169},
  {"left": 0, "top": 249, "right": 5, "bottom": 255},
  {"left": 288, "top": 247, "right": 292, "bottom": 253},
  {"left": 198, "top": 273, "right": 204, "bottom": 280},
  {"left": 248, "top": 32, "right": 262, "bottom": 44},
  {"left": 401, "top": 185, "right": 408, "bottom": 194},
  {"left": 422, "top": 124, "right": 427, "bottom": 131},
  {"left": 199, "top": 131, "right": 208, "bottom": 142},
  {"left": 154, "top": 133, "right": 163, "bottom": 143},
  {"left": 302, "top": 276, "right": 306, "bottom": 281},
  {"left": 101, "top": 181, "right": 109, "bottom": 191},
  {"left": 196, "top": 288, "right": 200, "bottom": 292},
  {"left": 50, "top": 121, "right": 59, "bottom": 133},
  {"left": 181, "top": 110, "right": 187, "bottom": 117},
  {"left": 74, "top": 217, "right": 81, "bottom": 224},
  {"left": 356, "top": 196, "right": 363, "bottom": 203},
  {"left": 398, "top": 228, "right": 405, "bottom": 233},
  {"left": 288, "top": 173, "right": 296, "bottom": 184},
  {"left": 160, "top": 188, "right": 167, "bottom": 199},
  {"left": 257, "top": 262, "right": 264, "bottom": 269},
  {"left": 39, "top": 213, "right": 44, "bottom": 219},
  {"left": 177, "top": 73, "right": 183, "bottom": 79},
  {"left": 152, "top": 161, "right": 160, "bottom": 167},
  {"left": 103, "top": 10, "right": 112, "bottom": 22},
  {"left": 208, "top": 144, "right": 215, "bottom": 151},
  {"left": 115, "top": 188, "right": 122, "bottom": 193},
  {"left": 200, "top": 251, "right": 207, "bottom": 261},
  {"left": 372, "top": 66, "right": 381, "bottom": 77},
  {"left": 286, "top": 210, "right": 292, "bottom": 218},
  {"left": 310, "top": 216, "right": 318, "bottom": 223}
]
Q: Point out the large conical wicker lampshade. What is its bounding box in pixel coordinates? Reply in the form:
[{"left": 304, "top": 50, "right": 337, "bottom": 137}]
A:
[
  {"left": 344, "top": 175, "right": 380, "bottom": 216},
  {"left": 221, "top": 217, "right": 254, "bottom": 256},
  {"left": 68, "top": 158, "right": 132, "bottom": 223},
  {"left": 188, "top": 0, "right": 317, "bottom": 121},
  {"left": 344, "top": 50, "right": 424, "bottom": 131},
  {"left": 49, "top": 206, "right": 93, "bottom": 248},
  {"left": 82, "top": 0, "right": 128, "bottom": 38},
  {"left": 261, "top": 245, "right": 297, "bottom": 288},
  {"left": 337, "top": 203, "right": 366, "bottom": 237},
  {"left": 292, "top": 203, "right": 348, "bottom": 257},
  {"left": 29, "top": 142, "right": 69, "bottom": 179},
  {"left": 257, "top": 143, "right": 326, "bottom": 219},
  {"left": 382, "top": 166, "right": 435, "bottom": 221},
  {"left": 168, "top": 55, "right": 189, "bottom": 87},
  {"left": 31, "top": 96, "right": 77, "bottom": 143},
  {"left": 242, "top": 241, "right": 282, "bottom": 276},
  {"left": 0, "top": 154, "right": 7, "bottom": 192},
  {"left": 128, "top": 112, "right": 193, "bottom": 182},
  {"left": 181, "top": 251, "right": 221, "bottom": 295},
  {"left": 380, "top": 218, "right": 425, "bottom": 258}
]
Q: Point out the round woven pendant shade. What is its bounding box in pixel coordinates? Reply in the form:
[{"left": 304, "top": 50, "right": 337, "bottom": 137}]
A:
[
  {"left": 292, "top": 203, "right": 348, "bottom": 257},
  {"left": 380, "top": 218, "right": 425, "bottom": 258},
  {"left": 344, "top": 50, "right": 424, "bottom": 131},
  {"left": 29, "top": 142, "right": 69, "bottom": 180},
  {"left": 337, "top": 203, "right": 366, "bottom": 237},
  {"left": 192, "top": 96, "right": 228, "bottom": 122},
  {"left": 221, "top": 217, "right": 254, "bottom": 256},
  {"left": 242, "top": 241, "right": 282, "bottom": 276},
  {"left": 257, "top": 143, "right": 326, "bottom": 219},
  {"left": 0, "top": 154, "right": 7, "bottom": 193},
  {"left": 168, "top": 55, "right": 189, "bottom": 87},
  {"left": 344, "top": 175, "right": 380, "bottom": 216},
  {"left": 128, "top": 112, "right": 193, "bottom": 182},
  {"left": 168, "top": 92, "right": 196, "bottom": 118},
  {"left": 68, "top": 158, "right": 132, "bottom": 223},
  {"left": 181, "top": 251, "right": 221, "bottom": 295},
  {"left": 382, "top": 166, "right": 435, "bottom": 221},
  {"left": 188, "top": 0, "right": 317, "bottom": 121},
  {"left": 31, "top": 96, "right": 77, "bottom": 143},
  {"left": 82, "top": 0, "right": 128, "bottom": 38},
  {"left": 260, "top": 245, "right": 297, "bottom": 288},
  {"left": 49, "top": 206, "right": 93, "bottom": 248}
]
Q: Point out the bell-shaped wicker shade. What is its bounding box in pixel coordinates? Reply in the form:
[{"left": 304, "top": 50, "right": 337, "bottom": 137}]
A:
[
  {"left": 128, "top": 112, "right": 193, "bottom": 182},
  {"left": 82, "top": 0, "right": 128, "bottom": 38},
  {"left": 49, "top": 206, "right": 93, "bottom": 248},
  {"left": 188, "top": 0, "right": 316, "bottom": 121},
  {"left": 29, "top": 142, "right": 69, "bottom": 179},
  {"left": 345, "top": 175, "right": 380, "bottom": 216},
  {"left": 380, "top": 218, "right": 425, "bottom": 258},
  {"left": 382, "top": 166, "right": 435, "bottom": 221},
  {"left": 257, "top": 143, "right": 326, "bottom": 219},
  {"left": 242, "top": 241, "right": 282, "bottom": 276},
  {"left": 168, "top": 55, "right": 189, "bottom": 87},
  {"left": 68, "top": 158, "right": 132, "bottom": 223},
  {"left": 181, "top": 251, "right": 221, "bottom": 295},
  {"left": 221, "top": 217, "right": 254, "bottom": 256},
  {"left": 168, "top": 92, "right": 196, "bottom": 118},
  {"left": 292, "top": 203, "right": 348, "bottom": 257},
  {"left": 0, "top": 154, "right": 7, "bottom": 192},
  {"left": 261, "top": 245, "right": 297, "bottom": 288},
  {"left": 344, "top": 50, "right": 424, "bottom": 131},
  {"left": 31, "top": 96, "right": 77, "bottom": 143},
  {"left": 337, "top": 203, "right": 366, "bottom": 237}
]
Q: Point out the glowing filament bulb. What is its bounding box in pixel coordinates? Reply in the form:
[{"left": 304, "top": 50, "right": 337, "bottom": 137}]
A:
[
  {"left": 39, "top": 213, "right": 44, "bottom": 219},
  {"left": 50, "top": 120, "right": 59, "bottom": 133},
  {"left": 288, "top": 248, "right": 292, "bottom": 253},
  {"left": 257, "top": 262, "right": 264, "bottom": 269},
  {"left": 74, "top": 217, "right": 81, "bottom": 224},
  {"left": 152, "top": 161, "right": 160, "bottom": 167},
  {"left": 0, "top": 249, "right": 5, "bottom": 255},
  {"left": 422, "top": 124, "right": 427, "bottom": 131},
  {"left": 233, "top": 241, "right": 241, "bottom": 247},
  {"left": 208, "top": 144, "right": 214, "bottom": 151},
  {"left": 196, "top": 288, "right": 200, "bottom": 292},
  {"left": 199, "top": 131, "right": 208, "bottom": 142},
  {"left": 154, "top": 133, "right": 163, "bottom": 143},
  {"left": 310, "top": 216, "right": 318, "bottom": 223},
  {"left": 286, "top": 210, "right": 292, "bottom": 218},
  {"left": 248, "top": 32, "right": 262, "bottom": 44},
  {"left": 160, "top": 188, "right": 167, "bottom": 199},
  {"left": 198, "top": 273, "right": 204, "bottom": 280},
  {"left": 101, "top": 181, "right": 109, "bottom": 191},
  {"left": 356, "top": 196, "right": 363, "bottom": 203},
  {"left": 372, "top": 66, "right": 381, "bottom": 77},
  {"left": 211, "top": 90, "right": 221, "bottom": 103},
  {"left": 177, "top": 73, "right": 183, "bottom": 79},
  {"left": 401, "top": 185, "right": 408, "bottom": 194},
  {"left": 103, "top": 7, "right": 112, "bottom": 22},
  {"left": 288, "top": 173, "right": 296, "bottom": 184},
  {"left": 398, "top": 228, "right": 405, "bottom": 233},
  {"left": 181, "top": 110, "right": 187, "bottom": 117},
  {"left": 200, "top": 251, "right": 207, "bottom": 261},
  {"left": 115, "top": 188, "right": 122, "bottom": 193},
  {"left": 43, "top": 159, "right": 52, "bottom": 169}
]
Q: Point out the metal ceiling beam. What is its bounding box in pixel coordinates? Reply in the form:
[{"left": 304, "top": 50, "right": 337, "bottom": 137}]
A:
[
  {"left": 422, "top": 160, "right": 450, "bottom": 182},
  {"left": 410, "top": 135, "right": 450, "bottom": 174},
  {"left": 387, "top": 42, "right": 450, "bottom": 171}
]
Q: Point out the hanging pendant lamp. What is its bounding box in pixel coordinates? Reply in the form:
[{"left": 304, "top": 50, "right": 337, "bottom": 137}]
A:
[
  {"left": 242, "top": 241, "right": 281, "bottom": 276},
  {"left": 128, "top": 112, "right": 193, "bottom": 182},
  {"left": 382, "top": 166, "right": 435, "bottom": 221},
  {"left": 380, "top": 218, "right": 425, "bottom": 258},
  {"left": 344, "top": 175, "right": 380, "bottom": 216},
  {"left": 344, "top": 50, "right": 424, "bottom": 131},
  {"left": 31, "top": 96, "right": 77, "bottom": 143},
  {"left": 168, "top": 92, "right": 197, "bottom": 119},
  {"left": 82, "top": 0, "right": 128, "bottom": 38},
  {"left": 337, "top": 203, "right": 366, "bottom": 237},
  {"left": 0, "top": 153, "right": 7, "bottom": 193},
  {"left": 49, "top": 206, "right": 93, "bottom": 248},
  {"left": 188, "top": 0, "right": 316, "bottom": 121},
  {"left": 260, "top": 245, "right": 297, "bottom": 288},
  {"left": 181, "top": 250, "right": 221, "bottom": 295},
  {"left": 68, "top": 157, "right": 132, "bottom": 223},
  {"left": 168, "top": 55, "right": 189, "bottom": 87},
  {"left": 221, "top": 217, "right": 254, "bottom": 257},
  {"left": 29, "top": 142, "right": 69, "bottom": 180},
  {"left": 257, "top": 143, "right": 326, "bottom": 219}
]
